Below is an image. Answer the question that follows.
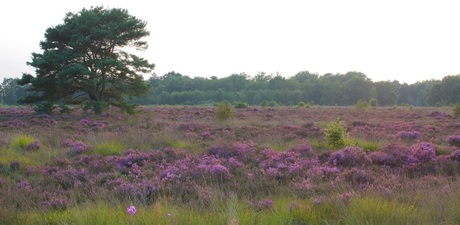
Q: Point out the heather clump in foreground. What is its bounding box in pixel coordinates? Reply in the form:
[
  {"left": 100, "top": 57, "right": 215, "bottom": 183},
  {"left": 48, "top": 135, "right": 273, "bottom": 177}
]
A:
[{"left": 1, "top": 106, "right": 460, "bottom": 224}]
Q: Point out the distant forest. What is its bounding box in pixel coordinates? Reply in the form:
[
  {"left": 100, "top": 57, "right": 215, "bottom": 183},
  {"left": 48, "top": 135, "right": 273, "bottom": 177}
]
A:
[{"left": 2, "top": 71, "right": 460, "bottom": 107}]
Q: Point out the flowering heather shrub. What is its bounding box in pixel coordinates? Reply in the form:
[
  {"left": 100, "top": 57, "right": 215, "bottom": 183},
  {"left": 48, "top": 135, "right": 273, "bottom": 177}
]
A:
[
  {"left": 397, "top": 131, "right": 420, "bottom": 141},
  {"left": 449, "top": 150, "right": 460, "bottom": 161},
  {"left": 17, "top": 180, "right": 32, "bottom": 191},
  {"left": 209, "top": 164, "right": 230, "bottom": 182},
  {"left": 379, "top": 142, "right": 411, "bottom": 167},
  {"left": 201, "top": 131, "right": 211, "bottom": 139},
  {"left": 369, "top": 151, "right": 396, "bottom": 167},
  {"left": 292, "top": 179, "right": 315, "bottom": 196},
  {"left": 62, "top": 139, "right": 74, "bottom": 148},
  {"left": 233, "top": 142, "right": 257, "bottom": 162},
  {"left": 343, "top": 168, "right": 374, "bottom": 186},
  {"left": 0, "top": 119, "right": 27, "bottom": 128},
  {"left": 328, "top": 147, "right": 371, "bottom": 167},
  {"left": 255, "top": 198, "right": 273, "bottom": 210},
  {"left": 313, "top": 195, "right": 326, "bottom": 205},
  {"left": 27, "top": 140, "right": 41, "bottom": 151},
  {"left": 447, "top": 135, "right": 460, "bottom": 147},
  {"left": 40, "top": 191, "right": 69, "bottom": 211},
  {"left": 127, "top": 205, "right": 137, "bottom": 215},
  {"left": 257, "top": 147, "right": 320, "bottom": 180},
  {"left": 69, "top": 141, "right": 88, "bottom": 155},
  {"left": 408, "top": 142, "right": 436, "bottom": 164},
  {"left": 206, "top": 144, "right": 237, "bottom": 159},
  {"left": 288, "top": 144, "right": 314, "bottom": 157},
  {"left": 76, "top": 118, "right": 106, "bottom": 130},
  {"left": 29, "top": 117, "right": 59, "bottom": 127}
]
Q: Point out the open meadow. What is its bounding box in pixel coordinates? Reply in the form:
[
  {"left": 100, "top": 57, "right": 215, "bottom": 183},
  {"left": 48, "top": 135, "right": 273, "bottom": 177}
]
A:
[{"left": 1, "top": 105, "right": 460, "bottom": 224}]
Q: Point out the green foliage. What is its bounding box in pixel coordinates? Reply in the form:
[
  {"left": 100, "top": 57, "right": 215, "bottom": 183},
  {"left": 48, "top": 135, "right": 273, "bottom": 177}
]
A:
[
  {"left": 33, "top": 102, "right": 56, "bottom": 114},
  {"left": 93, "top": 141, "right": 125, "bottom": 156},
  {"left": 83, "top": 101, "right": 108, "bottom": 115},
  {"left": 1, "top": 78, "right": 28, "bottom": 105},
  {"left": 233, "top": 101, "right": 248, "bottom": 108},
  {"left": 355, "top": 100, "right": 369, "bottom": 112},
  {"left": 453, "top": 103, "right": 460, "bottom": 117},
  {"left": 369, "top": 98, "right": 379, "bottom": 106},
  {"left": 345, "top": 137, "right": 382, "bottom": 152},
  {"left": 10, "top": 135, "right": 35, "bottom": 151},
  {"left": 267, "top": 100, "right": 278, "bottom": 107},
  {"left": 261, "top": 100, "right": 268, "bottom": 108},
  {"left": 215, "top": 101, "right": 236, "bottom": 121},
  {"left": 344, "top": 196, "right": 421, "bottom": 224},
  {"left": 298, "top": 102, "right": 305, "bottom": 107},
  {"left": 17, "top": 6, "right": 154, "bottom": 114},
  {"left": 373, "top": 81, "right": 398, "bottom": 106},
  {"left": 325, "top": 118, "right": 346, "bottom": 149}
]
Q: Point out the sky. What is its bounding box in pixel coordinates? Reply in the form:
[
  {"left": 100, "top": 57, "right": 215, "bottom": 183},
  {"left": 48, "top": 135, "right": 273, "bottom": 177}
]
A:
[{"left": 1, "top": 0, "right": 460, "bottom": 84}]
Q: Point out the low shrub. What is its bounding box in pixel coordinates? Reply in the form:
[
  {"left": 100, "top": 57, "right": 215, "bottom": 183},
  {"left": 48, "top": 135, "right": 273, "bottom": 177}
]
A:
[
  {"left": 325, "top": 119, "right": 346, "bottom": 149},
  {"left": 453, "top": 103, "right": 460, "bottom": 117},
  {"left": 368, "top": 98, "right": 379, "bottom": 107},
  {"left": 215, "top": 101, "right": 236, "bottom": 121},
  {"left": 355, "top": 100, "right": 369, "bottom": 112},
  {"left": 233, "top": 101, "right": 248, "bottom": 108}
]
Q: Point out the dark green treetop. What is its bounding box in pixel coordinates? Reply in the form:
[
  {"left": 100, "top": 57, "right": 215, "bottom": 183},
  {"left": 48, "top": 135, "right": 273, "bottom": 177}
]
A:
[{"left": 18, "top": 6, "right": 154, "bottom": 114}]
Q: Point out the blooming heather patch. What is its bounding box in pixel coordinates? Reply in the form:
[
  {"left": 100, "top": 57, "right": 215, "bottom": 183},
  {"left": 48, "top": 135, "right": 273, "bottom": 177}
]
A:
[
  {"left": 328, "top": 147, "right": 371, "bottom": 167},
  {"left": 255, "top": 198, "right": 273, "bottom": 210},
  {"left": 27, "top": 140, "right": 41, "bottom": 151},
  {"left": 447, "top": 135, "right": 460, "bottom": 147},
  {"left": 397, "top": 131, "right": 420, "bottom": 141},
  {"left": 408, "top": 142, "right": 436, "bottom": 165},
  {"left": 126, "top": 205, "right": 137, "bottom": 215},
  {"left": 68, "top": 141, "right": 88, "bottom": 155},
  {"left": 3, "top": 106, "right": 460, "bottom": 221}
]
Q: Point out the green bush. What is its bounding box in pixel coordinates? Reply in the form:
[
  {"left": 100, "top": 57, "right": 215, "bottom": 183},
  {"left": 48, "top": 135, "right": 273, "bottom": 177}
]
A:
[
  {"left": 355, "top": 100, "right": 369, "bottom": 112},
  {"left": 83, "top": 101, "right": 108, "bottom": 114},
  {"left": 298, "top": 102, "right": 306, "bottom": 107},
  {"left": 325, "top": 118, "right": 346, "bottom": 149},
  {"left": 368, "top": 98, "right": 379, "bottom": 107},
  {"left": 261, "top": 101, "right": 268, "bottom": 108},
  {"left": 268, "top": 100, "right": 278, "bottom": 107},
  {"left": 34, "top": 102, "right": 55, "bottom": 114},
  {"left": 215, "top": 101, "right": 236, "bottom": 121},
  {"left": 453, "top": 103, "right": 460, "bottom": 117},
  {"left": 233, "top": 101, "right": 248, "bottom": 108}
]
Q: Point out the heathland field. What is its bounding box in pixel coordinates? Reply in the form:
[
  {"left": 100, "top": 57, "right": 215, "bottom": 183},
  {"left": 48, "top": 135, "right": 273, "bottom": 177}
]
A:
[{"left": 1, "top": 106, "right": 460, "bottom": 224}]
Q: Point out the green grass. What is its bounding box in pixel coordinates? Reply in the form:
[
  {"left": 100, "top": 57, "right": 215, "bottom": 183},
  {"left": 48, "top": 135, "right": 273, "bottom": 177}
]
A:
[
  {"left": 345, "top": 137, "right": 384, "bottom": 152},
  {"left": 93, "top": 141, "right": 125, "bottom": 156},
  {"left": 10, "top": 134, "right": 35, "bottom": 151},
  {"left": 343, "top": 196, "right": 422, "bottom": 225},
  {"left": 6, "top": 191, "right": 460, "bottom": 225}
]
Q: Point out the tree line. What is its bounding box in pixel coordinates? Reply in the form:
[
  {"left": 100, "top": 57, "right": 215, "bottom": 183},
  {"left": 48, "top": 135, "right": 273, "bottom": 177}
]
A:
[
  {"left": 130, "top": 71, "right": 458, "bottom": 107},
  {"left": 2, "top": 71, "right": 459, "bottom": 107}
]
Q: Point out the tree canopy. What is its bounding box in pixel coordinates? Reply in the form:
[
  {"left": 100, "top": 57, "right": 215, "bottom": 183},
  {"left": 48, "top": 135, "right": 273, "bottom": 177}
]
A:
[{"left": 18, "top": 6, "right": 154, "bottom": 114}]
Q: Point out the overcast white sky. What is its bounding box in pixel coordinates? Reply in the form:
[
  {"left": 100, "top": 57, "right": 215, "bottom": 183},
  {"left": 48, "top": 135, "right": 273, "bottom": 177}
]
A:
[{"left": 1, "top": 0, "right": 460, "bottom": 84}]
